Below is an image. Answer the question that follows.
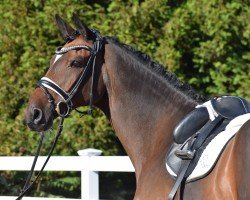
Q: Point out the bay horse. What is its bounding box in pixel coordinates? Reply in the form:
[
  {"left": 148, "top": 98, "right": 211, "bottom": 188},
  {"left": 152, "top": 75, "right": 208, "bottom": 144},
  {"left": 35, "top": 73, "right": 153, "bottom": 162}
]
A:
[{"left": 25, "top": 15, "right": 250, "bottom": 199}]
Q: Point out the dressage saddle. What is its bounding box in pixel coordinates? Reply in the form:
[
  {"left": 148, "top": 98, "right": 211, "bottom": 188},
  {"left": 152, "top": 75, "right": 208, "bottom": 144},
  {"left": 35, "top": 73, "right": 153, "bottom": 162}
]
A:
[
  {"left": 167, "top": 96, "right": 250, "bottom": 200},
  {"left": 173, "top": 96, "right": 250, "bottom": 145}
]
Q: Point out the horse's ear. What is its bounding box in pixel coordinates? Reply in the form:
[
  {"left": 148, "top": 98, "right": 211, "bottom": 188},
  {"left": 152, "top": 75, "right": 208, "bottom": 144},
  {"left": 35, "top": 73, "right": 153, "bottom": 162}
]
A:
[
  {"left": 55, "top": 14, "right": 75, "bottom": 41},
  {"left": 72, "top": 13, "right": 95, "bottom": 40}
]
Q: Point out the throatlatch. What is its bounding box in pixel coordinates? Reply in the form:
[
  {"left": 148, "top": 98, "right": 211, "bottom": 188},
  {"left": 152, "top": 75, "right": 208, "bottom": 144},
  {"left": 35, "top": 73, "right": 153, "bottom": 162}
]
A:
[
  {"left": 18, "top": 29, "right": 104, "bottom": 200},
  {"left": 38, "top": 29, "right": 104, "bottom": 117}
]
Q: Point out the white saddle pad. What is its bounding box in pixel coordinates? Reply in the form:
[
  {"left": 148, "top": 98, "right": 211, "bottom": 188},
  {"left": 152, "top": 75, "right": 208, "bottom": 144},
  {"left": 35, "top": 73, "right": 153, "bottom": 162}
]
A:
[{"left": 166, "top": 113, "right": 250, "bottom": 182}]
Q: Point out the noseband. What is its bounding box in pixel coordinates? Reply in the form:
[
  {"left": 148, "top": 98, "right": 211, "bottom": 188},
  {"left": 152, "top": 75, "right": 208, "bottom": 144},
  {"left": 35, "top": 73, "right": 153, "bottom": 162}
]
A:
[
  {"left": 37, "top": 30, "right": 104, "bottom": 117},
  {"left": 17, "top": 30, "right": 104, "bottom": 200}
]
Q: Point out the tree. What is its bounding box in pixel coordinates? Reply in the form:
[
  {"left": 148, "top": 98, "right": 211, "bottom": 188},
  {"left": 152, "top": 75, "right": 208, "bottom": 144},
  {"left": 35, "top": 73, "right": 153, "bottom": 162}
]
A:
[
  {"left": 0, "top": 0, "right": 249, "bottom": 198},
  {"left": 156, "top": 0, "right": 250, "bottom": 98}
]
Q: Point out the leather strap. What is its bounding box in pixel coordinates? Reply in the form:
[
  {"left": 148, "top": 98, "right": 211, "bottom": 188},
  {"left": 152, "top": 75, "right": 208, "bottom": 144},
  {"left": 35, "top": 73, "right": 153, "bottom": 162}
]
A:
[
  {"left": 168, "top": 160, "right": 191, "bottom": 200},
  {"left": 38, "top": 79, "right": 70, "bottom": 101},
  {"left": 168, "top": 115, "right": 224, "bottom": 200},
  {"left": 190, "top": 116, "right": 223, "bottom": 151},
  {"left": 38, "top": 29, "right": 104, "bottom": 117},
  {"left": 16, "top": 117, "right": 65, "bottom": 200}
]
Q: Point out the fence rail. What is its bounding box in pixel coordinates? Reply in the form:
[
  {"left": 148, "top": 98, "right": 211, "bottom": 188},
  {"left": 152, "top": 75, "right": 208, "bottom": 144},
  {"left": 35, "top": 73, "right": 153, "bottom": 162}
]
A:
[{"left": 0, "top": 148, "right": 135, "bottom": 200}]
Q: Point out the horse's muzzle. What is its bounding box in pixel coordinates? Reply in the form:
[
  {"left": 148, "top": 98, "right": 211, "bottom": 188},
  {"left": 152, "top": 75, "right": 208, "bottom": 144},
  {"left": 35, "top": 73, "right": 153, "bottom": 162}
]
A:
[{"left": 25, "top": 106, "right": 53, "bottom": 132}]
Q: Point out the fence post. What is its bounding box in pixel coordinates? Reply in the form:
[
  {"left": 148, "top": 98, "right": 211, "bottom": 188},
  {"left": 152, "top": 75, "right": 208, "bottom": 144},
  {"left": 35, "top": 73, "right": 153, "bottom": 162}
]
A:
[{"left": 78, "top": 148, "right": 102, "bottom": 200}]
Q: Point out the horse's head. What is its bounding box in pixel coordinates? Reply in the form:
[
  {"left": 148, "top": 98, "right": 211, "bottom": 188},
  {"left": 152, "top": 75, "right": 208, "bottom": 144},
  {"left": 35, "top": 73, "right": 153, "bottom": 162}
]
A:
[{"left": 25, "top": 14, "right": 106, "bottom": 132}]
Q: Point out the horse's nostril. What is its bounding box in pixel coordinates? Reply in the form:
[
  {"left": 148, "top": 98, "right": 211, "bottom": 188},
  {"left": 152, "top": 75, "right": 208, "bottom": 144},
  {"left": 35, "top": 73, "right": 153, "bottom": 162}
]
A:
[{"left": 33, "top": 108, "right": 43, "bottom": 124}]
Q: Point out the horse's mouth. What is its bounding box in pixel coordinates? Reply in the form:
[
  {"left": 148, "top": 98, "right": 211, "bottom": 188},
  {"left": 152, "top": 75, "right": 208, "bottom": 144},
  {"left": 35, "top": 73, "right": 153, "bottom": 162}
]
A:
[{"left": 26, "top": 119, "right": 53, "bottom": 132}]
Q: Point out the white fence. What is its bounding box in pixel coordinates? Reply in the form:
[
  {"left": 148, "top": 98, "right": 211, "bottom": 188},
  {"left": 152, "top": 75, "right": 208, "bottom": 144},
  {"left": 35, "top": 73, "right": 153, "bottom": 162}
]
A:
[{"left": 0, "top": 148, "right": 135, "bottom": 200}]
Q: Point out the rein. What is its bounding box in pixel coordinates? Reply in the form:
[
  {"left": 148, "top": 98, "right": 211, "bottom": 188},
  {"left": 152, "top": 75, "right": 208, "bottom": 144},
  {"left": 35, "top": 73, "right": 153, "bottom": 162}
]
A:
[
  {"left": 17, "top": 30, "right": 104, "bottom": 199},
  {"left": 16, "top": 117, "right": 64, "bottom": 200}
]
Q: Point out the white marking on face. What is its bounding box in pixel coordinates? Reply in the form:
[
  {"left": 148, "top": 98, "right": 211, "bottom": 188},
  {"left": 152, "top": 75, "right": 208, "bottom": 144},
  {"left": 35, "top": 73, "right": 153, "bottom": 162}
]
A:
[{"left": 53, "top": 54, "right": 63, "bottom": 64}]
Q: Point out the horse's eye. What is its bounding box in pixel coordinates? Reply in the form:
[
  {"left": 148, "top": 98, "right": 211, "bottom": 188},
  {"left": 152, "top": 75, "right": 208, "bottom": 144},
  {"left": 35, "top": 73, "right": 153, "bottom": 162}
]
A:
[{"left": 69, "top": 60, "right": 82, "bottom": 68}]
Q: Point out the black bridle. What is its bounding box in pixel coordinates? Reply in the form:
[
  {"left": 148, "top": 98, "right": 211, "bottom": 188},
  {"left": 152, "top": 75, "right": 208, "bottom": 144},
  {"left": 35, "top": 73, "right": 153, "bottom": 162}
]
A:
[
  {"left": 17, "top": 30, "right": 104, "bottom": 200},
  {"left": 38, "top": 29, "right": 104, "bottom": 117}
]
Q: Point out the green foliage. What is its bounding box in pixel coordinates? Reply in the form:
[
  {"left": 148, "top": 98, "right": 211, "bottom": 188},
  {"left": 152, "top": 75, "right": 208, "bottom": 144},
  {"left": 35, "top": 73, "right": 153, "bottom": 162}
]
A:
[
  {"left": 156, "top": 0, "right": 250, "bottom": 97},
  {"left": 0, "top": 0, "right": 249, "bottom": 198}
]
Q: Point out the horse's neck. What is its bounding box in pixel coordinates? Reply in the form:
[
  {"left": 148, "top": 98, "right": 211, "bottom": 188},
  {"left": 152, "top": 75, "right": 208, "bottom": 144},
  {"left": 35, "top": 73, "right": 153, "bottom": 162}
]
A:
[{"left": 102, "top": 43, "right": 196, "bottom": 176}]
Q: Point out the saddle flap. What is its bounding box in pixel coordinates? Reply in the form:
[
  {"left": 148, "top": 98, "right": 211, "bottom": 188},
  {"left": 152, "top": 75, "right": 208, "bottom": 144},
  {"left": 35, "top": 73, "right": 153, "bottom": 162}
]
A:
[
  {"left": 211, "top": 96, "right": 250, "bottom": 119},
  {"left": 173, "top": 107, "right": 209, "bottom": 144}
]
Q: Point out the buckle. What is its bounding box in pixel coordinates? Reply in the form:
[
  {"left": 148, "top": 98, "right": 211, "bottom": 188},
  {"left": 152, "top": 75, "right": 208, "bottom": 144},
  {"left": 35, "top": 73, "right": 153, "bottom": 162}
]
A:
[
  {"left": 175, "top": 149, "right": 196, "bottom": 160},
  {"left": 56, "top": 101, "right": 71, "bottom": 117}
]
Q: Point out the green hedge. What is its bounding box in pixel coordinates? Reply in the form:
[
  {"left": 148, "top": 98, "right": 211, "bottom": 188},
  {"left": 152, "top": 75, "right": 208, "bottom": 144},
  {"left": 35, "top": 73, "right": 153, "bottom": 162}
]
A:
[{"left": 0, "top": 0, "right": 249, "bottom": 198}]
